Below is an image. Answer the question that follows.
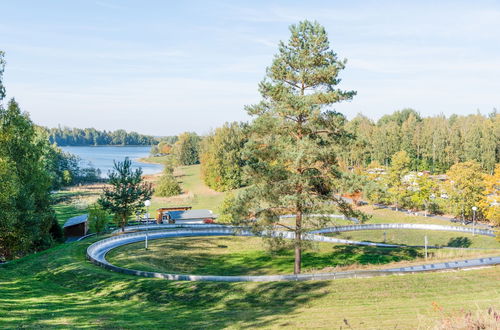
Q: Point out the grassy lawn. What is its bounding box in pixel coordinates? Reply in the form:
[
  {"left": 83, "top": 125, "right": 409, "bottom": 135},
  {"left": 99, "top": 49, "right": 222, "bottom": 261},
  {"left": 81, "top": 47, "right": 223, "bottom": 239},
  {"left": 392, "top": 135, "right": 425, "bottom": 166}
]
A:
[
  {"left": 1, "top": 237, "right": 499, "bottom": 329},
  {"left": 330, "top": 229, "right": 500, "bottom": 249},
  {"left": 107, "top": 236, "right": 500, "bottom": 276},
  {"left": 138, "top": 155, "right": 171, "bottom": 164},
  {"left": 52, "top": 188, "right": 101, "bottom": 226},
  {"left": 149, "top": 164, "right": 226, "bottom": 212},
  {"left": 4, "top": 164, "right": 499, "bottom": 328}
]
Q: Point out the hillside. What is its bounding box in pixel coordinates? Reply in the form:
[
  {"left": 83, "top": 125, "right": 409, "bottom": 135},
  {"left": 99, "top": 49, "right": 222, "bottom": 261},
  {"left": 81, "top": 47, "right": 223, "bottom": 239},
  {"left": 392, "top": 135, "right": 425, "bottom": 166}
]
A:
[{"left": 1, "top": 235, "right": 499, "bottom": 328}]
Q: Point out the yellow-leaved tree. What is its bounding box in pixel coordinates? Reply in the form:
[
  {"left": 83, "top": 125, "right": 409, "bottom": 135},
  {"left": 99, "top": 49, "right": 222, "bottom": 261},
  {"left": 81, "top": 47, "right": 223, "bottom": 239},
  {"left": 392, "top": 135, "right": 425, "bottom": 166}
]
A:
[{"left": 480, "top": 164, "right": 499, "bottom": 226}]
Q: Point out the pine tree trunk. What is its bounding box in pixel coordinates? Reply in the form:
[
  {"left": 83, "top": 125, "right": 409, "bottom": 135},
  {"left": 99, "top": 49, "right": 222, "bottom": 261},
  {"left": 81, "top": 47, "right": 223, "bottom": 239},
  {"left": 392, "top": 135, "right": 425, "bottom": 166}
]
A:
[
  {"left": 294, "top": 211, "right": 302, "bottom": 274},
  {"left": 121, "top": 214, "right": 126, "bottom": 232}
]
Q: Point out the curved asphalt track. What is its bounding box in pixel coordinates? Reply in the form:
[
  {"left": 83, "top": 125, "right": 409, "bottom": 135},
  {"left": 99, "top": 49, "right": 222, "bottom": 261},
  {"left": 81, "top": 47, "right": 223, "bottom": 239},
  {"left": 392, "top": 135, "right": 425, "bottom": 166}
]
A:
[{"left": 87, "top": 223, "right": 500, "bottom": 282}]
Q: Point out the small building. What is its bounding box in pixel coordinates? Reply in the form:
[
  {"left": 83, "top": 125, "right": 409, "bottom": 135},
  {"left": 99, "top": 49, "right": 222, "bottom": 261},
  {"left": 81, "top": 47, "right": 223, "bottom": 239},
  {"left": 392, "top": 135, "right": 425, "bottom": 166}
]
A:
[
  {"left": 63, "top": 214, "right": 89, "bottom": 237},
  {"left": 156, "top": 206, "right": 192, "bottom": 223},
  {"left": 163, "top": 209, "right": 216, "bottom": 224}
]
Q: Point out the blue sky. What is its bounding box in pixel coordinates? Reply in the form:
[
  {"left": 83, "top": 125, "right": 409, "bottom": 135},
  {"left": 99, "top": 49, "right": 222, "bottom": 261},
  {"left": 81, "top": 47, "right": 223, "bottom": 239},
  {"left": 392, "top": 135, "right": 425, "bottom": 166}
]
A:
[{"left": 1, "top": 0, "right": 500, "bottom": 135}]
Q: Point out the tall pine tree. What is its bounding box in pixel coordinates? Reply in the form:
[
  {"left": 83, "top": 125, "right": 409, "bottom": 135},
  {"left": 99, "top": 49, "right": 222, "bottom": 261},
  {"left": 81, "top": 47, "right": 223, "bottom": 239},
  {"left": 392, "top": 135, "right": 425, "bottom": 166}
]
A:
[{"left": 231, "top": 21, "right": 364, "bottom": 274}]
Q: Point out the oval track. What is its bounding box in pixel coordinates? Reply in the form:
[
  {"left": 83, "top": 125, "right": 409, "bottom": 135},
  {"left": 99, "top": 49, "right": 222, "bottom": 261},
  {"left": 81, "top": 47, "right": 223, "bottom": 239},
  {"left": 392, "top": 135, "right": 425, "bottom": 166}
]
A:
[{"left": 87, "top": 224, "right": 500, "bottom": 282}]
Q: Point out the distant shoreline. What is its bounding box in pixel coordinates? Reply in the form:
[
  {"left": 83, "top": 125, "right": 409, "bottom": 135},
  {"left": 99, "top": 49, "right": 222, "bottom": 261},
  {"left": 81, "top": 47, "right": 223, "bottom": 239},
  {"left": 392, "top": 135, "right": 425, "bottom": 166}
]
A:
[{"left": 137, "top": 155, "right": 169, "bottom": 165}]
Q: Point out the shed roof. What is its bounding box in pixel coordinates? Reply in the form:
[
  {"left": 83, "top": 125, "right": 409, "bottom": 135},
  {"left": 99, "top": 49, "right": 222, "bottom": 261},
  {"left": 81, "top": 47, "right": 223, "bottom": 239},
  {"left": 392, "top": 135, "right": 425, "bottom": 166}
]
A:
[
  {"left": 63, "top": 214, "right": 89, "bottom": 228},
  {"left": 168, "top": 209, "right": 215, "bottom": 220}
]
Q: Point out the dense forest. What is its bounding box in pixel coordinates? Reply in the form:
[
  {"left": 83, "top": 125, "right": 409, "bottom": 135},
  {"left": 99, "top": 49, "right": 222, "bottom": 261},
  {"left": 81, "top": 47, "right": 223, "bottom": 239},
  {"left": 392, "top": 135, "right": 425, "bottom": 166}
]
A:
[
  {"left": 44, "top": 127, "right": 158, "bottom": 146},
  {"left": 339, "top": 109, "right": 499, "bottom": 173},
  {"left": 196, "top": 110, "right": 499, "bottom": 225}
]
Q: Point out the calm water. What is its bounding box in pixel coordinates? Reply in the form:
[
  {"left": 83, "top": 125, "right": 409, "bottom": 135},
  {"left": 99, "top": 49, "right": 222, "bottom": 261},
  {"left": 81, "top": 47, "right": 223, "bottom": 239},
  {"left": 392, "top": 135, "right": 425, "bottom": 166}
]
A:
[{"left": 61, "top": 146, "right": 163, "bottom": 177}]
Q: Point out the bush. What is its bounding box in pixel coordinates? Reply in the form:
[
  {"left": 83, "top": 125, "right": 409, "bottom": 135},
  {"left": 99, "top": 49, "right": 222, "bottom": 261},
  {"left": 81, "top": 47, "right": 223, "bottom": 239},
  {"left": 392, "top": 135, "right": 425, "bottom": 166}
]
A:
[
  {"left": 49, "top": 216, "right": 64, "bottom": 242},
  {"left": 155, "top": 173, "right": 182, "bottom": 197},
  {"left": 88, "top": 204, "right": 108, "bottom": 234}
]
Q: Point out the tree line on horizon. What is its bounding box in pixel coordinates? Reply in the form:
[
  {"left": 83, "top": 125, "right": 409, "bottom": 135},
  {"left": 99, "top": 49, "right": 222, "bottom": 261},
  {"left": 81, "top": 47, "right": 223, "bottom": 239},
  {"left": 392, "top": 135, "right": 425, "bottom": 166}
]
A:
[
  {"left": 44, "top": 126, "right": 160, "bottom": 146},
  {"left": 152, "top": 100, "right": 499, "bottom": 228},
  {"left": 340, "top": 109, "right": 499, "bottom": 174}
]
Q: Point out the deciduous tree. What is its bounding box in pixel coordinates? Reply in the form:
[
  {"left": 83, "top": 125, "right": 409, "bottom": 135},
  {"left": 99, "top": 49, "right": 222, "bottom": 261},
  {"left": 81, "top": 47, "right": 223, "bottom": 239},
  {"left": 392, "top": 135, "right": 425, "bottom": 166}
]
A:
[
  {"left": 445, "top": 161, "right": 486, "bottom": 221},
  {"left": 0, "top": 99, "right": 58, "bottom": 260},
  {"left": 385, "top": 150, "right": 411, "bottom": 210},
  {"left": 480, "top": 164, "right": 499, "bottom": 225},
  {"left": 88, "top": 203, "right": 109, "bottom": 234},
  {"left": 172, "top": 132, "right": 200, "bottom": 165},
  {"left": 200, "top": 122, "right": 248, "bottom": 191},
  {"left": 410, "top": 174, "right": 438, "bottom": 216},
  {"left": 155, "top": 167, "right": 182, "bottom": 197}
]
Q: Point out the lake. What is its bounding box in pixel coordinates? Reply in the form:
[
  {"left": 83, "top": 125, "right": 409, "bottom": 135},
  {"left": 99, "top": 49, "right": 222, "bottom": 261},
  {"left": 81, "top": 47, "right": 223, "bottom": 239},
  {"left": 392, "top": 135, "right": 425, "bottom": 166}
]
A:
[{"left": 61, "top": 146, "right": 163, "bottom": 177}]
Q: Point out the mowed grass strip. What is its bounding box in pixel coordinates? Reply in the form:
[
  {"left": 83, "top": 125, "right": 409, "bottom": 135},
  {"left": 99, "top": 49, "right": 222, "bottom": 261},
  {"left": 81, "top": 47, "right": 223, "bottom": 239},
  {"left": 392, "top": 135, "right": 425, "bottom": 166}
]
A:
[
  {"left": 1, "top": 237, "right": 499, "bottom": 329},
  {"left": 106, "top": 236, "right": 500, "bottom": 276},
  {"left": 330, "top": 228, "right": 499, "bottom": 249}
]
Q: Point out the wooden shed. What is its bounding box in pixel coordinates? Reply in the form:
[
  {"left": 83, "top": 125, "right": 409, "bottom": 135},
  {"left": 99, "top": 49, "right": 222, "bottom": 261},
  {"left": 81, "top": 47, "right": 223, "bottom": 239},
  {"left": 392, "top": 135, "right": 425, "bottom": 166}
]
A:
[{"left": 63, "top": 214, "right": 89, "bottom": 237}]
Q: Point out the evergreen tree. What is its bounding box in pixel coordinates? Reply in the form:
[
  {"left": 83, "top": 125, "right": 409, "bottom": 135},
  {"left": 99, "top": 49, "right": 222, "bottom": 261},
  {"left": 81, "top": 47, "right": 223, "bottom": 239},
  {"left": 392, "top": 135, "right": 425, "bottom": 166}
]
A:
[
  {"left": 98, "top": 158, "right": 153, "bottom": 232},
  {"left": 230, "top": 20, "right": 364, "bottom": 274},
  {"left": 0, "top": 51, "right": 5, "bottom": 101}
]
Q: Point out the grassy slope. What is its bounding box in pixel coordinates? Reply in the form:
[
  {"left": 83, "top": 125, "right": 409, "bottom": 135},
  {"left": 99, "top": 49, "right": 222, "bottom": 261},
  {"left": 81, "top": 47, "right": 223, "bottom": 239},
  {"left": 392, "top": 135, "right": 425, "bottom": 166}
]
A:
[
  {"left": 107, "top": 236, "right": 500, "bottom": 276},
  {"left": 331, "top": 228, "right": 499, "bottom": 248},
  {"left": 138, "top": 155, "right": 170, "bottom": 164},
  {"left": 1, "top": 237, "right": 499, "bottom": 329},
  {"left": 52, "top": 190, "right": 97, "bottom": 226},
  {"left": 0, "top": 238, "right": 498, "bottom": 328},
  {"left": 149, "top": 164, "right": 226, "bottom": 212}
]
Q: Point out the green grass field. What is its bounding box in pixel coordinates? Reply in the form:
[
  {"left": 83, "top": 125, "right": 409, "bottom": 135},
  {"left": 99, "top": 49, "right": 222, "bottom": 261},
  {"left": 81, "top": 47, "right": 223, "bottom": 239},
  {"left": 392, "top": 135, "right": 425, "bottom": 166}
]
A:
[
  {"left": 52, "top": 189, "right": 100, "bottom": 226},
  {"left": 148, "top": 164, "right": 226, "bottom": 211},
  {"left": 331, "top": 229, "right": 499, "bottom": 249},
  {"left": 1, "top": 236, "right": 499, "bottom": 328},
  {"left": 107, "top": 236, "right": 500, "bottom": 276},
  {"left": 138, "top": 154, "right": 171, "bottom": 164},
  {"left": 12, "top": 164, "right": 494, "bottom": 328}
]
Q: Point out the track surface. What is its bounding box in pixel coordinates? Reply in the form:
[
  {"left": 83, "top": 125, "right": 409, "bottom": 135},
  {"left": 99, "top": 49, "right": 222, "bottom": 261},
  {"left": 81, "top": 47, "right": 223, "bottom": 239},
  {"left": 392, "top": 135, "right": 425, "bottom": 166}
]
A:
[{"left": 87, "top": 223, "right": 500, "bottom": 282}]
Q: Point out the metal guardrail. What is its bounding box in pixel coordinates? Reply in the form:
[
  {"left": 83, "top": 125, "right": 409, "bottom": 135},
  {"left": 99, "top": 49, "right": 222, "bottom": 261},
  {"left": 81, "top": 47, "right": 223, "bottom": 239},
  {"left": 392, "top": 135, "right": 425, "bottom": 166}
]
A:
[
  {"left": 279, "top": 214, "right": 360, "bottom": 224},
  {"left": 87, "top": 225, "right": 500, "bottom": 282},
  {"left": 310, "top": 223, "right": 495, "bottom": 237},
  {"left": 111, "top": 223, "right": 232, "bottom": 234}
]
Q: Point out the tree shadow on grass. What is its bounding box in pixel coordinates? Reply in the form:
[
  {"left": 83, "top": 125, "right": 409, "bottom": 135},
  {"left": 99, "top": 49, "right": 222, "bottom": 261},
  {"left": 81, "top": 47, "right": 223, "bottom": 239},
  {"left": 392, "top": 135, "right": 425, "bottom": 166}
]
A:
[
  {"left": 446, "top": 237, "right": 472, "bottom": 248},
  {"left": 111, "top": 278, "right": 330, "bottom": 328},
  {"left": 1, "top": 236, "right": 428, "bottom": 329},
  {"left": 109, "top": 237, "right": 423, "bottom": 277},
  {"left": 301, "top": 245, "right": 421, "bottom": 271},
  {"left": 1, "top": 238, "right": 330, "bottom": 328}
]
